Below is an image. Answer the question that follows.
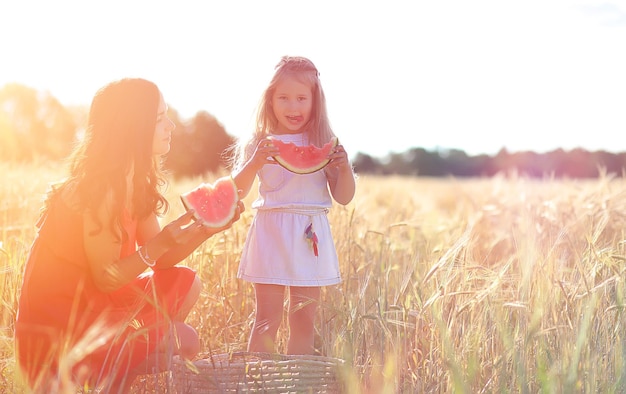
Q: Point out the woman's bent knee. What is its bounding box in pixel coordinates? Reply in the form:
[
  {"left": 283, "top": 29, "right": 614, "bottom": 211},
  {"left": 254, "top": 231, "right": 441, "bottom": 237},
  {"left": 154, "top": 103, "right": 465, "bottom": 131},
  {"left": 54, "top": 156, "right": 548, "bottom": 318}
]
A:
[
  {"left": 176, "top": 274, "right": 202, "bottom": 320},
  {"left": 175, "top": 322, "right": 200, "bottom": 359}
]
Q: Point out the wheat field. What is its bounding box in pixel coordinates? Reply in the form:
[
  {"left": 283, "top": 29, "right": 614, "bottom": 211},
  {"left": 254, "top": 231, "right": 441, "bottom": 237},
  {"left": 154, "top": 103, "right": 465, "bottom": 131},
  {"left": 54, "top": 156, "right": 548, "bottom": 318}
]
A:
[{"left": 2, "top": 161, "right": 626, "bottom": 393}]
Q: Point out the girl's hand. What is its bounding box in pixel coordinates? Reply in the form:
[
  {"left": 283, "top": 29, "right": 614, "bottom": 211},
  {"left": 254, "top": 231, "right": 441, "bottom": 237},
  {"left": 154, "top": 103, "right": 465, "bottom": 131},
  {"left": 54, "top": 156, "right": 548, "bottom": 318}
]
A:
[
  {"left": 327, "top": 144, "right": 351, "bottom": 172},
  {"left": 250, "top": 138, "right": 280, "bottom": 170}
]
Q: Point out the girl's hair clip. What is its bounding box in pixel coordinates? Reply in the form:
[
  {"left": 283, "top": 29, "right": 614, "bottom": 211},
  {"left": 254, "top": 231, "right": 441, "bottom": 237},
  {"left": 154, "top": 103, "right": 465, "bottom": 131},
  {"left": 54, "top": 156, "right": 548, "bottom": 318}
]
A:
[{"left": 276, "top": 56, "right": 320, "bottom": 77}]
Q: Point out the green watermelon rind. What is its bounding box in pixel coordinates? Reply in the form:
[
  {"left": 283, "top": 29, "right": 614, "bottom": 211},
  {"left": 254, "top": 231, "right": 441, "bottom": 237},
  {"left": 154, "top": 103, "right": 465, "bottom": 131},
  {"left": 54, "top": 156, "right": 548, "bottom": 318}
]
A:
[
  {"left": 272, "top": 137, "right": 338, "bottom": 174},
  {"left": 180, "top": 176, "right": 239, "bottom": 228}
]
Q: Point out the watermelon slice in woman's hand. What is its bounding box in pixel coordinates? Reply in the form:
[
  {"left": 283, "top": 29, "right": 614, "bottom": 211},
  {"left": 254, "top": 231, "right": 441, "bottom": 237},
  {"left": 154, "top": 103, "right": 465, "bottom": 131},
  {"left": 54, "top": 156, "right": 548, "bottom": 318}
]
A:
[
  {"left": 271, "top": 137, "right": 338, "bottom": 174},
  {"left": 180, "top": 176, "right": 239, "bottom": 228}
]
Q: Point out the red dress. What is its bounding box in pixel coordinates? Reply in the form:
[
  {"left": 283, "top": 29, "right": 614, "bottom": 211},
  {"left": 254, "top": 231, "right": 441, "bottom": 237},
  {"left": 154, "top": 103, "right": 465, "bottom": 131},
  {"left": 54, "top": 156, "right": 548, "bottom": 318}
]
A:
[{"left": 15, "top": 195, "right": 196, "bottom": 388}]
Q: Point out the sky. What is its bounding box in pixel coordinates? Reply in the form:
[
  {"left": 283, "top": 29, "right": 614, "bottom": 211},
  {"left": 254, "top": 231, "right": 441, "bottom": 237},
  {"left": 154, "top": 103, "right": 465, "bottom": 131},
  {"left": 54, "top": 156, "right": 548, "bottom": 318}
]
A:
[{"left": 1, "top": 0, "right": 625, "bottom": 158}]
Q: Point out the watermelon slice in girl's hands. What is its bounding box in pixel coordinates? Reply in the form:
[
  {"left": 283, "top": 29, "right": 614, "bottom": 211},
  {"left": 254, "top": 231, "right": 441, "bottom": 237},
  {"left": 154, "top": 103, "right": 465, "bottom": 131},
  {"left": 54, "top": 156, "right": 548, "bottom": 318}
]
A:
[
  {"left": 271, "top": 137, "right": 338, "bottom": 174},
  {"left": 180, "top": 176, "right": 239, "bottom": 228}
]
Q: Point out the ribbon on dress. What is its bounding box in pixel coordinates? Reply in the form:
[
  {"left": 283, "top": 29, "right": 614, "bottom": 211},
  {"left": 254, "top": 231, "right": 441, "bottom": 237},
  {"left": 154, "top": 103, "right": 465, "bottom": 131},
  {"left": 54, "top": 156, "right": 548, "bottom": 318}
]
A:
[{"left": 305, "top": 222, "right": 319, "bottom": 257}]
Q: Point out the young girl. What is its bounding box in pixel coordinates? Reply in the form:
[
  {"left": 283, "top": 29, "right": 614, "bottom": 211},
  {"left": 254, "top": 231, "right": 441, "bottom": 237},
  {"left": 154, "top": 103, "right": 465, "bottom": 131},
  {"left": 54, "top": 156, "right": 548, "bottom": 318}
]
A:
[
  {"left": 15, "top": 78, "right": 244, "bottom": 393},
  {"left": 231, "top": 56, "right": 356, "bottom": 355}
]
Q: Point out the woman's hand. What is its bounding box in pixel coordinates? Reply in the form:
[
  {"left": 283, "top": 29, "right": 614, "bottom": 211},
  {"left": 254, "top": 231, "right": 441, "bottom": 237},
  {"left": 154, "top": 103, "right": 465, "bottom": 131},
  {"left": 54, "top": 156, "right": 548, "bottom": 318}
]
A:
[
  {"left": 158, "top": 197, "right": 245, "bottom": 248},
  {"left": 158, "top": 209, "right": 204, "bottom": 247},
  {"left": 147, "top": 199, "right": 246, "bottom": 269},
  {"left": 200, "top": 199, "right": 246, "bottom": 236}
]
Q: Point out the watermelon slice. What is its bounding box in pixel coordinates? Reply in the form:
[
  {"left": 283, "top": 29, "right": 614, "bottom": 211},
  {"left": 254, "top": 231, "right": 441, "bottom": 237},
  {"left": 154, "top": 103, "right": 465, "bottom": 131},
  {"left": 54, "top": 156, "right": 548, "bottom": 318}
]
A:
[
  {"left": 272, "top": 137, "right": 338, "bottom": 174},
  {"left": 180, "top": 176, "right": 239, "bottom": 228}
]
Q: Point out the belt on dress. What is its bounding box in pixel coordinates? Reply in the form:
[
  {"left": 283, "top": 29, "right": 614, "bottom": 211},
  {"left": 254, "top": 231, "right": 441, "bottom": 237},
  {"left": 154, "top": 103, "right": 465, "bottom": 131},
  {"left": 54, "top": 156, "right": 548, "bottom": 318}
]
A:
[{"left": 258, "top": 207, "right": 329, "bottom": 216}]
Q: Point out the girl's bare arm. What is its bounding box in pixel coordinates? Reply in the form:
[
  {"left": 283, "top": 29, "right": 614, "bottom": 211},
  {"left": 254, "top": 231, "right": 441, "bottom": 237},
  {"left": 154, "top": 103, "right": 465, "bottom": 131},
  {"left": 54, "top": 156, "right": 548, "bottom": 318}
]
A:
[
  {"left": 326, "top": 144, "right": 356, "bottom": 205},
  {"left": 232, "top": 138, "right": 279, "bottom": 198}
]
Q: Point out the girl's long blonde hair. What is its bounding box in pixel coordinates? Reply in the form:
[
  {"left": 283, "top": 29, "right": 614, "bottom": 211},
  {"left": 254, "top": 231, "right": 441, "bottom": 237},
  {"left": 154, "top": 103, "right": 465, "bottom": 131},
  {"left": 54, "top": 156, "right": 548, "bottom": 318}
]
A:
[{"left": 231, "top": 56, "right": 336, "bottom": 170}]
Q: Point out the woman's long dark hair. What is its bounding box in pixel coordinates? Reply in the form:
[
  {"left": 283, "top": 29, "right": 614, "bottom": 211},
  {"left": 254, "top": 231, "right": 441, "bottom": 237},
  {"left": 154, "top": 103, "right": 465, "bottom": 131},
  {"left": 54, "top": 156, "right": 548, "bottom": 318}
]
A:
[{"left": 44, "top": 78, "right": 168, "bottom": 238}]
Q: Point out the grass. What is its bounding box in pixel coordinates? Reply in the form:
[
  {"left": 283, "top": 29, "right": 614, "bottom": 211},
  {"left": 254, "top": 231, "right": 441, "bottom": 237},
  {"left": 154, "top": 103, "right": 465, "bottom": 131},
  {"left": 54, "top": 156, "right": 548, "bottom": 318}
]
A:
[{"left": 3, "top": 161, "right": 626, "bottom": 392}]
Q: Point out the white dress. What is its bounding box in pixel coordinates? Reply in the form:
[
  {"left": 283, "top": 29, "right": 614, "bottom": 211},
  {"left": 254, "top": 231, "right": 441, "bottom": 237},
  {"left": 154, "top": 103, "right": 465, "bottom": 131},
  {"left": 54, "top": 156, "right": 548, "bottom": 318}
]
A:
[{"left": 237, "top": 133, "right": 341, "bottom": 287}]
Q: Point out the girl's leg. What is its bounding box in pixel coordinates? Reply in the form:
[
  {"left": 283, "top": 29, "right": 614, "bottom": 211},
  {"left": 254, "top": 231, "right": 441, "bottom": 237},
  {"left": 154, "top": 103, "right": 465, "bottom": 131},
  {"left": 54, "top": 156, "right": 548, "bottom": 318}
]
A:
[
  {"left": 287, "top": 286, "right": 320, "bottom": 355},
  {"left": 248, "top": 284, "right": 285, "bottom": 353}
]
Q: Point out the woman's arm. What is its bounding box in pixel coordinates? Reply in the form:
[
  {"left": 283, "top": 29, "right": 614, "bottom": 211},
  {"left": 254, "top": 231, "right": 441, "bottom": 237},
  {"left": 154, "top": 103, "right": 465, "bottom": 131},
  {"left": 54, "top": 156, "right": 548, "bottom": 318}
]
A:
[
  {"left": 84, "top": 201, "right": 244, "bottom": 293},
  {"left": 136, "top": 213, "right": 206, "bottom": 269},
  {"left": 83, "top": 199, "right": 149, "bottom": 293},
  {"left": 137, "top": 202, "right": 245, "bottom": 269}
]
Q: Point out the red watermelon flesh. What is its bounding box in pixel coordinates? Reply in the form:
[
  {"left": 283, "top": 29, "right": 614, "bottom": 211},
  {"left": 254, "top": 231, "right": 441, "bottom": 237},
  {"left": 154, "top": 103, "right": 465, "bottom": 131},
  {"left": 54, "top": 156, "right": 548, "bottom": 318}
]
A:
[
  {"left": 180, "top": 176, "right": 239, "bottom": 228},
  {"left": 272, "top": 137, "right": 338, "bottom": 174}
]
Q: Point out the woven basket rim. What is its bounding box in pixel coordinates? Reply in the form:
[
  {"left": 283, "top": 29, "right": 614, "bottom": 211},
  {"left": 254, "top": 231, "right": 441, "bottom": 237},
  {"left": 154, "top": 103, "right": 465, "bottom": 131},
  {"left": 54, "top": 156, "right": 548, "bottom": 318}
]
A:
[
  {"left": 189, "top": 351, "right": 344, "bottom": 362},
  {"left": 172, "top": 351, "right": 345, "bottom": 393}
]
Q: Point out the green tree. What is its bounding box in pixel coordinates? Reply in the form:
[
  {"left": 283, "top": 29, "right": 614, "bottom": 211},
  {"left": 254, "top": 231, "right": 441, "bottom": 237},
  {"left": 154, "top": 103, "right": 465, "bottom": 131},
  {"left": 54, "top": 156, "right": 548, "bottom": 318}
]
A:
[{"left": 164, "top": 110, "right": 235, "bottom": 178}]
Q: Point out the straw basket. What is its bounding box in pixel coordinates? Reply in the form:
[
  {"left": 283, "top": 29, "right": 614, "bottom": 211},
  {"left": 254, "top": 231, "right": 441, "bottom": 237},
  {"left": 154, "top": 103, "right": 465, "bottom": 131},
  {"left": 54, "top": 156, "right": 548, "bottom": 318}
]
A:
[{"left": 171, "top": 352, "right": 345, "bottom": 393}]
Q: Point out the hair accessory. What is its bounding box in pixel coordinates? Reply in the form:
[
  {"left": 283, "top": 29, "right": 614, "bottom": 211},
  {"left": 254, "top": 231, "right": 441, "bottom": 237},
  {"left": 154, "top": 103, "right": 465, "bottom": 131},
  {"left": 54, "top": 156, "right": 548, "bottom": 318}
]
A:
[
  {"left": 305, "top": 222, "right": 319, "bottom": 257},
  {"left": 276, "top": 56, "right": 320, "bottom": 77},
  {"left": 138, "top": 245, "right": 157, "bottom": 267}
]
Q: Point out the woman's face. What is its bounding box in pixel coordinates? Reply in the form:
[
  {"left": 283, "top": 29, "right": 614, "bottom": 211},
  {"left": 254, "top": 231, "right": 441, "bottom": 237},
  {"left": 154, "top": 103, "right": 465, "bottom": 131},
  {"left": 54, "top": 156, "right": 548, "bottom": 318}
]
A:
[
  {"left": 271, "top": 75, "right": 313, "bottom": 134},
  {"left": 152, "top": 92, "right": 175, "bottom": 155}
]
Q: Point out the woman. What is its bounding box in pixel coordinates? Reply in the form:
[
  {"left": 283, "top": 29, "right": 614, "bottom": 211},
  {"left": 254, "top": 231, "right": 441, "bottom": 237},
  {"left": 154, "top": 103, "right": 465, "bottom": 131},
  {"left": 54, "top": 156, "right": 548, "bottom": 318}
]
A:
[{"left": 15, "top": 78, "right": 243, "bottom": 392}]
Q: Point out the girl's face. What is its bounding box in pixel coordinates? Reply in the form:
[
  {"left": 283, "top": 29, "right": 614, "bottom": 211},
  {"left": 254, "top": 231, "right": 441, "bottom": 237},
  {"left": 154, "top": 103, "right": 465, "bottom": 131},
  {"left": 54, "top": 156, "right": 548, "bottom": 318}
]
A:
[
  {"left": 271, "top": 75, "right": 313, "bottom": 134},
  {"left": 152, "top": 92, "right": 175, "bottom": 155}
]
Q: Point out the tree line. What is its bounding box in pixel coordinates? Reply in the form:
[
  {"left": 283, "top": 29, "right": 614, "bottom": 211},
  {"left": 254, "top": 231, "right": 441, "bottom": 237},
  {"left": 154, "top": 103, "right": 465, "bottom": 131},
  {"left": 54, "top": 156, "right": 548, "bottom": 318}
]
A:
[
  {"left": 2, "top": 83, "right": 625, "bottom": 179},
  {"left": 0, "top": 83, "right": 234, "bottom": 179},
  {"left": 352, "top": 147, "right": 626, "bottom": 178}
]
